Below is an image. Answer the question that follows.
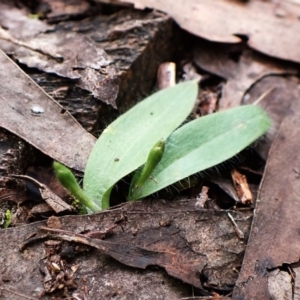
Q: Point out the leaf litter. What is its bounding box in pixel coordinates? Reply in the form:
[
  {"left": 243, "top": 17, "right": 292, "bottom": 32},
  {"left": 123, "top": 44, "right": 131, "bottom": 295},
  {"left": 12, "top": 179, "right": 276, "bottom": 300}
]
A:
[{"left": 0, "top": 0, "right": 300, "bottom": 299}]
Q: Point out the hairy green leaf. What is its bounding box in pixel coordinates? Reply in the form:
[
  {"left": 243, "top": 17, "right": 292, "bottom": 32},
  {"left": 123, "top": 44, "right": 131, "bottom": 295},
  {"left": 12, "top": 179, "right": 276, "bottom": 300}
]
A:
[
  {"left": 131, "top": 105, "right": 271, "bottom": 199},
  {"left": 83, "top": 81, "right": 198, "bottom": 208}
]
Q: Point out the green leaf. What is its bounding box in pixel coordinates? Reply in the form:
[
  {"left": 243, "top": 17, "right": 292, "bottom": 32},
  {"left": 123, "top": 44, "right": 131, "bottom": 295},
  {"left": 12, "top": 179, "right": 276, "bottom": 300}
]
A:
[
  {"left": 83, "top": 81, "right": 198, "bottom": 208},
  {"left": 131, "top": 105, "right": 271, "bottom": 199}
]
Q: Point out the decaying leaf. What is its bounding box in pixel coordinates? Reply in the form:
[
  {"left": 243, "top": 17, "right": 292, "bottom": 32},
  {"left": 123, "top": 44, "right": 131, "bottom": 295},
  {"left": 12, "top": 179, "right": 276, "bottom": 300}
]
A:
[
  {"left": 1, "top": 198, "right": 252, "bottom": 297},
  {"left": 40, "top": 0, "right": 92, "bottom": 23},
  {"left": 118, "top": 0, "right": 300, "bottom": 63},
  {"left": 193, "top": 42, "right": 297, "bottom": 109},
  {"left": 39, "top": 224, "right": 207, "bottom": 289},
  {"left": 243, "top": 75, "right": 300, "bottom": 160},
  {"left": 11, "top": 175, "right": 74, "bottom": 214},
  {"left": 232, "top": 87, "right": 300, "bottom": 299},
  {"left": 0, "top": 50, "right": 96, "bottom": 171}
]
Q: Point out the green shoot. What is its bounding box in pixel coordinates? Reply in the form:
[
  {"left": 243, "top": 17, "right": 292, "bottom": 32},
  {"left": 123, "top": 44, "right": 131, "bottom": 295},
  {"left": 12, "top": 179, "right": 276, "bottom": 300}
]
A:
[
  {"left": 4, "top": 210, "right": 12, "bottom": 228},
  {"left": 129, "top": 139, "right": 165, "bottom": 199},
  {"left": 53, "top": 161, "right": 101, "bottom": 213}
]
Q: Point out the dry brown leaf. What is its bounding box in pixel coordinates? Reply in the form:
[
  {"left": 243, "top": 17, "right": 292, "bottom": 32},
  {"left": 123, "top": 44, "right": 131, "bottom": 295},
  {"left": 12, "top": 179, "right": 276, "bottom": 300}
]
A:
[
  {"left": 244, "top": 75, "right": 300, "bottom": 160},
  {"left": 193, "top": 42, "right": 297, "bottom": 109},
  {"left": 118, "top": 0, "right": 300, "bottom": 63},
  {"left": 1, "top": 199, "right": 252, "bottom": 297},
  {"left": 40, "top": 0, "right": 91, "bottom": 23},
  {"left": 232, "top": 91, "right": 300, "bottom": 299},
  {"left": 0, "top": 50, "right": 95, "bottom": 171},
  {"left": 11, "top": 175, "right": 74, "bottom": 214},
  {"left": 0, "top": 2, "right": 52, "bottom": 41}
]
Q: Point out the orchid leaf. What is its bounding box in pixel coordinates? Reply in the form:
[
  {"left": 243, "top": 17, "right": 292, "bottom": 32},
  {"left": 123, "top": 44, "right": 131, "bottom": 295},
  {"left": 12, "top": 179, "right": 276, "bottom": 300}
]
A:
[
  {"left": 83, "top": 81, "right": 198, "bottom": 209},
  {"left": 131, "top": 105, "right": 271, "bottom": 200}
]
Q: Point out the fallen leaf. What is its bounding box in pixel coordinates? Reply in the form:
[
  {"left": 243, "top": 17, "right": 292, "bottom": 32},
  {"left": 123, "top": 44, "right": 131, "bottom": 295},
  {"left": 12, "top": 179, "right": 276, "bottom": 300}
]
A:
[
  {"left": 118, "top": 0, "right": 300, "bottom": 63},
  {"left": 232, "top": 91, "right": 300, "bottom": 299},
  {"left": 193, "top": 42, "right": 297, "bottom": 109},
  {"left": 0, "top": 199, "right": 251, "bottom": 296},
  {"left": 0, "top": 2, "right": 52, "bottom": 41},
  {"left": 39, "top": 224, "right": 207, "bottom": 288},
  {"left": 11, "top": 175, "right": 74, "bottom": 214},
  {"left": 40, "top": 0, "right": 92, "bottom": 23},
  {"left": 243, "top": 75, "right": 300, "bottom": 160},
  {"left": 0, "top": 50, "right": 96, "bottom": 171}
]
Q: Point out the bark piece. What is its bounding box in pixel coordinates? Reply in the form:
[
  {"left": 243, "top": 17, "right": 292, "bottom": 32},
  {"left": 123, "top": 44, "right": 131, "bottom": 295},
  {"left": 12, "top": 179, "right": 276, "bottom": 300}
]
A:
[
  {"left": 0, "top": 199, "right": 252, "bottom": 298},
  {"left": 267, "top": 269, "right": 293, "bottom": 300},
  {"left": 232, "top": 94, "right": 300, "bottom": 299},
  {"left": 10, "top": 8, "right": 173, "bottom": 133},
  {"left": 293, "top": 267, "right": 300, "bottom": 299},
  {"left": 1, "top": 28, "right": 119, "bottom": 107},
  {"left": 231, "top": 170, "right": 252, "bottom": 205},
  {"left": 0, "top": 1, "right": 119, "bottom": 108}
]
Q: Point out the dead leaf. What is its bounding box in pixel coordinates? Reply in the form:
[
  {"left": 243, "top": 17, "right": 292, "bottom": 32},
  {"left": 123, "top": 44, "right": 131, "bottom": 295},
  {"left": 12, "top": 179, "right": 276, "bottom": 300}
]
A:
[
  {"left": 193, "top": 42, "right": 297, "bottom": 109},
  {"left": 46, "top": 216, "right": 62, "bottom": 229},
  {"left": 243, "top": 75, "right": 299, "bottom": 160},
  {"left": 118, "top": 0, "right": 300, "bottom": 63},
  {"left": 39, "top": 224, "right": 207, "bottom": 289},
  {"left": 232, "top": 94, "right": 300, "bottom": 299},
  {"left": 26, "top": 165, "right": 70, "bottom": 202},
  {"left": 30, "top": 203, "right": 53, "bottom": 216},
  {"left": 0, "top": 199, "right": 252, "bottom": 297},
  {"left": 11, "top": 174, "right": 74, "bottom": 214},
  {"left": 0, "top": 50, "right": 96, "bottom": 171},
  {"left": 0, "top": 2, "right": 52, "bottom": 41},
  {"left": 39, "top": 187, "right": 74, "bottom": 214},
  {"left": 39, "top": 0, "right": 92, "bottom": 23}
]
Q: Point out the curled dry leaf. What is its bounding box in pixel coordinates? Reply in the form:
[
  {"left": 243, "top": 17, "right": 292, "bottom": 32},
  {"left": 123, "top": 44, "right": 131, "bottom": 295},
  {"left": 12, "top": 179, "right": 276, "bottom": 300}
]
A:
[{"left": 11, "top": 175, "right": 74, "bottom": 214}]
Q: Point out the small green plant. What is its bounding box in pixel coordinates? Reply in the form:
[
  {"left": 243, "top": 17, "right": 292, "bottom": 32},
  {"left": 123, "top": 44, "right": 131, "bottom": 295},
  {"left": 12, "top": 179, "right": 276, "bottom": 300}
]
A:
[
  {"left": 4, "top": 209, "right": 12, "bottom": 228},
  {"left": 54, "top": 81, "right": 271, "bottom": 213}
]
